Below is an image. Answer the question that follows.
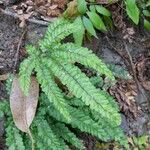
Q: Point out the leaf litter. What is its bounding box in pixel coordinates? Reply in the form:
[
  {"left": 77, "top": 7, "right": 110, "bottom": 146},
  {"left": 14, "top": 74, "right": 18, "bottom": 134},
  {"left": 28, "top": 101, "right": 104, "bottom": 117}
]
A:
[{"left": 10, "top": 75, "right": 39, "bottom": 133}]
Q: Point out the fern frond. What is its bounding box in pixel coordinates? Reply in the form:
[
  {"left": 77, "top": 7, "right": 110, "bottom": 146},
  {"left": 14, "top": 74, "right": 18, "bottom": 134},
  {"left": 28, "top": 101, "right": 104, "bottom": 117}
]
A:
[
  {"left": 35, "top": 63, "right": 71, "bottom": 121},
  {"left": 25, "top": 45, "right": 39, "bottom": 56},
  {"left": 35, "top": 118, "right": 70, "bottom": 150},
  {"left": 0, "top": 100, "right": 9, "bottom": 117},
  {"left": 47, "top": 61, "right": 121, "bottom": 125},
  {"left": 108, "top": 64, "right": 132, "bottom": 80},
  {"left": 46, "top": 100, "right": 127, "bottom": 146},
  {"left": 51, "top": 43, "right": 115, "bottom": 80},
  {"left": 90, "top": 76, "right": 104, "bottom": 87},
  {"left": 67, "top": 97, "right": 85, "bottom": 107},
  {"left": 0, "top": 100, "right": 25, "bottom": 150},
  {"left": 39, "top": 19, "right": 75, "bottom": 51},
  {"left": 44, "top": 99, "right": 117, "bottom": 142},
  {"left": 18, "top": 18, "right": 127, "bottom": 148},
  {"left": 5, "top": 121, "right": 25, "bottom": 150},
  {"left": 19, "top": 58, "right": 35, "bottom": 95},
  {"left": 90, "top": 110, "right": 127, "bottom": 145},
  {"left": 51, "top": 122, "right": 85, "bottom": 150}
]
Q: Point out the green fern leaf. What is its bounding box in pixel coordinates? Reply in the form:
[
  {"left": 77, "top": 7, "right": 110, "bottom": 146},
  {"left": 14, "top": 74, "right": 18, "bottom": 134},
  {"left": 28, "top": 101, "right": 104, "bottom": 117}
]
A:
[
  {"left": 35, "top": 63, "right": 71, "bottom": 121},
  {"left": 46, "top": 101, "right": 119, "bottom": 142},
  {"left": 51, "top": 43, "right": 115, "bottom": 80},
  {"left": 46, "top": 61, "right": 121, "bottom": 125},
  {"left": 39, "top": 19, "right": 75, "bottom": 51},
  {"left": 18, "top": 18, "right": 127, "bottom": 148},
  {"left": 51, "top": 122, "right": 85, "bottom": 150},
  {"left": 35, "top": 119, "right": 70, "bottom": 150},
  {"left": 6, "top": 122, "right": 25, "bottom": 150},
  {"left": 19, "top": 58, "right": 35, "bottom": 96}
]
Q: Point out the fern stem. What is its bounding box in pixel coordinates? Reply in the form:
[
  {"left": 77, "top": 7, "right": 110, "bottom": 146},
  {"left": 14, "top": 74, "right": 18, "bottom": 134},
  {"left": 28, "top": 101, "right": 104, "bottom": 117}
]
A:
[{"left": 27, "top": 128, "right": 35, "bottom": 150}]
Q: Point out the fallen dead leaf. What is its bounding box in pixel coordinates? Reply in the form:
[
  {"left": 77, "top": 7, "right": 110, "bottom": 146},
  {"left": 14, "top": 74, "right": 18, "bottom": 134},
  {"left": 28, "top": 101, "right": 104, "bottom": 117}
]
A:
[
  {"left": 53, "top": 0, "right": 67, "bottom": 9},
  {"left": 0, "top": 74, "right": 8, "bottom": 81},
  {"left": 10, "top": 76, "right": 39, "bottom": 132},
  {"left": 63, "top": 0, "right": 79, "bottom": 19},
  {"left": 136, "top": 57, "right": 150, "bottom": 91},
  {"left": 109, "top": 79, "right": 140, "bottom": 120}
]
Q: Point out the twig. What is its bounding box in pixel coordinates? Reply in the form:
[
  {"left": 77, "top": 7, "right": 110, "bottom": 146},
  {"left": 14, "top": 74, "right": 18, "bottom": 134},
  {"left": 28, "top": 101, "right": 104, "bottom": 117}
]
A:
[
  {"left": 13, "top": 29, "right": 26, "bottom": 74},
  {"left": 0, "top": 8, "right": 55, "bottom": 26},
  {"left": 123, "top": 42, "right": 138, "bottom": 82},
  {"left": 123, "top": 41, "right": 148, "bottom": 104}
]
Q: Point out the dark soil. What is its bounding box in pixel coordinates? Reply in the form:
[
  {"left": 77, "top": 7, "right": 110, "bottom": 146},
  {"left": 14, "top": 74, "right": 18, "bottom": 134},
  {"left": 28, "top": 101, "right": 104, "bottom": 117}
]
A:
[{"left": 0, "top": 11, "right": 150, "bottom": 149}]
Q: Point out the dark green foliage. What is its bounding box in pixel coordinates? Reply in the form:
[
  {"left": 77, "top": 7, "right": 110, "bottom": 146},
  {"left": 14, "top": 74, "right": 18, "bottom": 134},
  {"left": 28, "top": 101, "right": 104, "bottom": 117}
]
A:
[
  {"left": 66, "top": 0, "right": 150, "bottom": 45},
  {"left": 108, "top": 64, "right": 132, "bottom": 80},
  {"left": 0, "top": 101, "right": 25, "bottom": 150}
]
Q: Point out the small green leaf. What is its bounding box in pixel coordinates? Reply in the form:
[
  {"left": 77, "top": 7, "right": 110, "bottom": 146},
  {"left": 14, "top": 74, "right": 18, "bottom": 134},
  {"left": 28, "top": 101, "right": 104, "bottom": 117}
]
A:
[
  {"left": 87, "top": 11, "right": 107, "bottom": 31},
  {"left": 82, "top": 16, "right": 97, "bottom": 37},
  {"left": 73, "top": 16, "right": 85, "bottom": 46},
  {"left": 95, "top": 5, "right": 111, "bottom": 16},
  {"left": 103, "top": 16, "right": 113, "bottom": 29},
  {"left": 144, "top": 19, "right": 150, "bottom": 32},
  {"left": 138, "top": 136, "right": 148, "bottom": 145},
  {"left": 125, "top": 0, "right": 140, "bottom": 25},
  {"left": 89, "top": 5, "right": 96, "bottom": 12},
  {"left": 77, "top": 0, "right": 87, "bottom": 14},
  {"left": 143, "top": 10, "right": 150, "bottom": 17}
]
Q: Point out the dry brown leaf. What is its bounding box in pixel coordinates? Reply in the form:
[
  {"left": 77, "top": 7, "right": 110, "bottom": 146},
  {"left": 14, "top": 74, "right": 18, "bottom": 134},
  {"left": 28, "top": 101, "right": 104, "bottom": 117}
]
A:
[
  {"left": 136, "top": 57, "right": 150, "bottom": 91},
  {"left": 63, "top": 0, "right": 79, "bottom": 18},
  {"left": 47, "top": 8, "right": 60, "bottom": 17},
  {"left": 0, "top": 74, "right": 8, "bottom": 81},
  {"left": 19, "top": 13, "right": 32, "bottom": 27},
  {"left": 34, "top": 0, "right": 46, "bottom": 6},
  {"left": 109, "top": 80, "right": 140, "bottom": 120},
  {"left": 53, "top": 0, "right": 67, "bottom": 9},
  {"left": 10, "top": 76, "right": 39, "bottom": 132}
]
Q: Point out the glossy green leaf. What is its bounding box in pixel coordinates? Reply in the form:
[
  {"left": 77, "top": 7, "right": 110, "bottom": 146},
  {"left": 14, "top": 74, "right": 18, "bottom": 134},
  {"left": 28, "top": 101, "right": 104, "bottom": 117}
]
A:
[
  {"left": 144, "top": 19, "right": 150, "bottom": 32},
  {"left": 73, "top": 16, "right": 85, "bottom": 46},
  {"left": 77, "top": 0, "right": 87, "bottom": 14},
  {"left": 95, "top": 5, "right": 111, "bottom": 16},
  {"left": 82, "top": 16, "right": 97, "bottom": 37},
  {"left": 87, "top": 11, "right": 107, "bottom": 31},
  {"left": 125, "top": 0, "right": 140, "bottom": 25}
]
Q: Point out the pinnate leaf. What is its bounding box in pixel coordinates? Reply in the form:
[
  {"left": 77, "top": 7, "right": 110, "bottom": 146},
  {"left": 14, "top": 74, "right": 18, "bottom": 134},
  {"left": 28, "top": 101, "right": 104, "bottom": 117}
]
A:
[{"left": 82, "top": 16, "right": 97, "bottom": 37}]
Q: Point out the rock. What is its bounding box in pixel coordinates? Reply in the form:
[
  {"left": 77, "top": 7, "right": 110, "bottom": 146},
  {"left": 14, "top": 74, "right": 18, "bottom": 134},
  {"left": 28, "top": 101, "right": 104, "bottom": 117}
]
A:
[
  {"left": 0, "top": 118, "right": 4, "bottom": 137},
  {"left": 2, "top": 0, "right": 21, "bottom": 5},
  {"left": 120, "top": 114, "right": 130, "bottom": 134}
]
